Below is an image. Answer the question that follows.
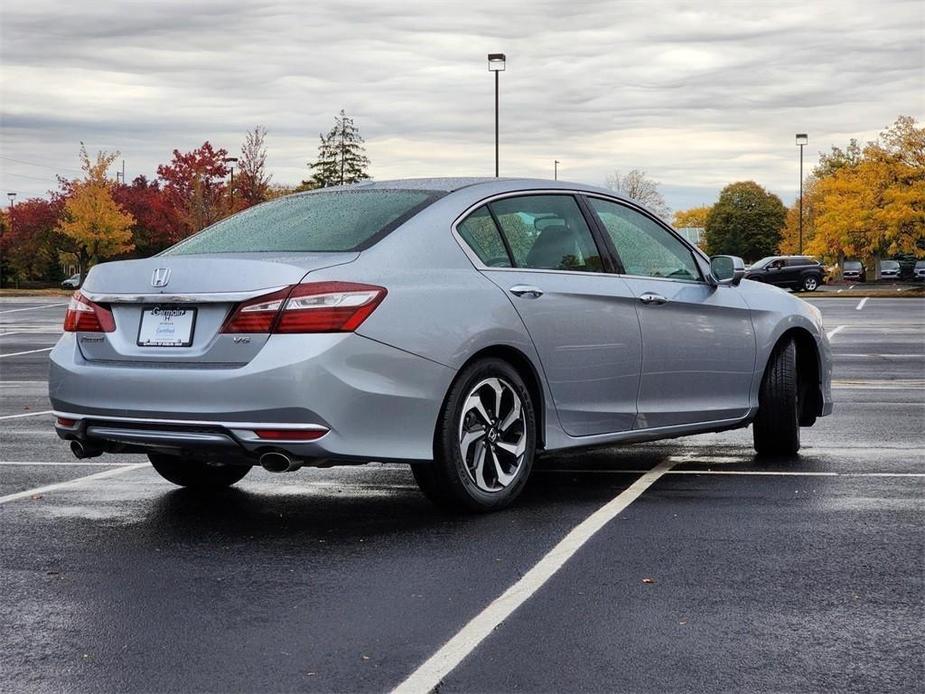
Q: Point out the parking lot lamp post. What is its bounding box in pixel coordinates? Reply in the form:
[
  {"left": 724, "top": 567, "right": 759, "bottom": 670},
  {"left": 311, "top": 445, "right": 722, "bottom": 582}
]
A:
[
  {"left": 223, "top": 157, "right": 238, "bottom": 206},
  {"left": 554, "top": 160, "right": 560, "bottom": 180},
  {"left": 6, "top": 192, "right": 16, "bottom": 234},
  {"left": 796, "top": 133, "right": 808, "bottom": 254},
  {"left": 488, "top": 54, "right": 506, "bottom": 177}
]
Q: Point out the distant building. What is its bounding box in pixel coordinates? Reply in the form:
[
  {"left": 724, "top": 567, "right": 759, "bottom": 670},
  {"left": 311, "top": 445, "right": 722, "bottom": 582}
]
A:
[{"left": 676, "top": 227, "right": 704, "bottom": 247}]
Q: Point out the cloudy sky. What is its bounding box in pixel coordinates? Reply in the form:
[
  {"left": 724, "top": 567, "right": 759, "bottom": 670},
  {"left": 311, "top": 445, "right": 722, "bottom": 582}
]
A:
[{"left": 1, "top": 0, "right": 922, "bottom": 211}]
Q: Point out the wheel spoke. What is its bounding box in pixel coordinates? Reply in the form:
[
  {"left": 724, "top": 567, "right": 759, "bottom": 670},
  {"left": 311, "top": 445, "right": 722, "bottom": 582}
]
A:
[
  {"left": 498, "top": 395, "right": 522, "bottom": 432},
  {"left": 463, "top": 393, "right": 492, "bottom": 426},
  {"left": 460, "top": 428, "right": 485, "bottom": 462},
  {"left": 496, "top": 434, "right": 526, "bottom": 458},
  {"left": 485, "top": 378, "right": 505, "bottom": 420},
  {"left": 473, "top": 441, "right": 489, "bottom": 490},
  {"left": 490, "top": 447, "right": 516, "bottom": 487}
]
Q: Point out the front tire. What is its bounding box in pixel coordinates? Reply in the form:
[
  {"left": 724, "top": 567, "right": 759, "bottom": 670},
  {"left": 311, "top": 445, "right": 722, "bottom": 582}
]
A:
[
  {"left": 414, "top": 358, "right": 536, "bottom": 512},
  {"left": 149, "top": 454, "right": 251, "bottom": 488},
  {"left": 753, "top": 340, "right": 800, "bottom": 456}
]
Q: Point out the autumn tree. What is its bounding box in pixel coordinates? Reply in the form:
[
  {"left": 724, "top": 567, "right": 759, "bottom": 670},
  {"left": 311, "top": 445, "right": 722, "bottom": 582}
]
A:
[
  {"left": 113, "top": 175, "right": 182, "bottom": 257},
  {"left": 307, "top": 110, "right": 371, "bottom": 188},
  {"left": 56, "top": 147, "right": 134, "bottom": 281},
  {"left": 0, "top": 196, "right": 66, "bottom": 285},
  {"left": 786, "top": 116, "right": 925, "bottom": 275},
  {"left": 235, "top": 125, "right": 272, "bottom": 208},
  {"left": 605, "top": 169, "right": 671, "bottom": 221},
  {"left": 672, "top": 205, "right": 712, "bottom": 229},
  {"left": 703, "top": 181, "right": 787, "bottom": 261},
  {"left": 157, "top": 142, "right": 229, "bottom": 236}
]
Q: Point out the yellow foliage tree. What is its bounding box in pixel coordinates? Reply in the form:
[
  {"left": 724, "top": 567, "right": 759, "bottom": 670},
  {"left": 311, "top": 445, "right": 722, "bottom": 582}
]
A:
[
  {"left": 783, "top": 116, "right": 925, "bottom": 271},
  {"left": 672, "top": 205, "right": 711, "bottom": 229},
  {"left": 57, "top": 145, "right": 135, "bottom": 280}
]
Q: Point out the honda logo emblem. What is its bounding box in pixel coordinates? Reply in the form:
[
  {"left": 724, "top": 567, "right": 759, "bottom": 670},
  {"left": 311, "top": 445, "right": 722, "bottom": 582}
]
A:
[{"left": 151, "top": 267, "right": 171, "bottom": 287}]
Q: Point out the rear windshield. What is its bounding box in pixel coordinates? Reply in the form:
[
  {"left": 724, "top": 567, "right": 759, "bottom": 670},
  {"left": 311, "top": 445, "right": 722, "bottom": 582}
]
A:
[{"left": 163, "top": 189, "right": 442, "bottom": 255}]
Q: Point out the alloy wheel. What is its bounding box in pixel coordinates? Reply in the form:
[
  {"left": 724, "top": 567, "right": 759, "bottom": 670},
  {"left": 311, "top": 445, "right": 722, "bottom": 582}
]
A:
[{"left": 458, "top": 377, "right": 527, "bottom": 492}]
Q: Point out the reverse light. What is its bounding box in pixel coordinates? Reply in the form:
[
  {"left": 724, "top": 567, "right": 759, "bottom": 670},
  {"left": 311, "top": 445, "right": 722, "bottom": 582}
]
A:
[
  {"left": 63, "top": 292, "right": 116, "bottom": 332},
  {"left": 221, "top": 282, "right": 386, "bottom": 334}
]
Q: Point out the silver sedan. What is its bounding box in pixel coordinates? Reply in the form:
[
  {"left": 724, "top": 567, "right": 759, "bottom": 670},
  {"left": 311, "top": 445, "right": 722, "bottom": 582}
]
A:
[{"left": 49, "top": 178, "right": 833, "bottom": 511}]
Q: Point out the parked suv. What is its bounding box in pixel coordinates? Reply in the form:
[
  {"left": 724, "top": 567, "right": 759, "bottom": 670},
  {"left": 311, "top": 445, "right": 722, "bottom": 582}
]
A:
[
  {"left": 879, "top": 260, "right": 901, "bottom": 280},
  {"left": 842, "top": 260, "right": 865, "bottom": 282},
  {"left": 913, "top": 260, "right": 925, "bottom": 281},
  {"left": 745, "top": 256, "right": 825, "bottom": 292}
]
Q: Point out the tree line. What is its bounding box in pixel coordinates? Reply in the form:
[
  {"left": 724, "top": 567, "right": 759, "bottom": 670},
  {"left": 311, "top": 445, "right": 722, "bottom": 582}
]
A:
[
  {"left": 0, "top": 110, "right": 371, "bottom": 286},
  {"left": 671, "top": 115, "right": 923, "bottom": 269}
]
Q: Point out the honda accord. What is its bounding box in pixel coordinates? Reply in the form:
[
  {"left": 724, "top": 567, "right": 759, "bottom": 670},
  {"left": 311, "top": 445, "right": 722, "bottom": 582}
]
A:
[{"left": 49, "top": 178, "right": 833, "bottom": 511}]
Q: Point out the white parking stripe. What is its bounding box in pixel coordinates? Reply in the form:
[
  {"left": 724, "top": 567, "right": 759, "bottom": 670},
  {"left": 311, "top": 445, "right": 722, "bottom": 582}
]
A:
[
  {"left": 392, "top": 460, "right": 675, "bottom": 694},
  {"left": 540, "top": 469, "right": 925, "bottom": 478},
  {"left": 0, "top": 410, "right": 53, "bottom": 420},
  {"left": 0, "top": 464, "right": 146, "bottom": 505},
  {"left": 856, "top": 297, "right": 869, "bottom": 310},
  {"left": 0, "top": 461, "right": 133, "bottom": 466},
  {"left": 0, "top": 347, "right": 53, "bottom": 359},
  {"left": 826, "top": 325, "right": 845, "bottom": 340},
  {"left": 0, "top": 303, "right": 67, "bottom": 314}
]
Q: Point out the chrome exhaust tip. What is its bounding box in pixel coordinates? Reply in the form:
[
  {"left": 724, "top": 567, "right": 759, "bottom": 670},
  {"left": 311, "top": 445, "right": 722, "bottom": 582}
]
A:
[
  {"left": 70, "top": 440, "right": 102, "bottom": 459},
  {"left": 259, "top": 451, "right": 301, "bottom": 473}
]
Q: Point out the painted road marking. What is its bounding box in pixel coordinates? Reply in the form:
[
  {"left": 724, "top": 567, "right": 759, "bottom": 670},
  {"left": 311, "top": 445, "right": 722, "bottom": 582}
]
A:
[
  {"left": 0, "top": 410, "right": 53, "bottom": 420},
  {"left": 393, "top": 460, "right": 676, "bottom": 694},
  {"left": 856, "top": 297, "right": 869, "bottom": 310},
  {"left": 826, "top": 325, "right": 845, "bottom": 340},
  {"left": 0, "top": 347, "right": 53, "bottom": 359},
  {"left": 540, "top": 469, "right": 925, "bottom": 478},
  {"left": 0, "top": 461, "right": 133, "bottom": 467},
  {"left": 0, "top": 464, "right": 147, "bottom": 505},
  {"left": 0, "top": 303, "right": 67, "bottom": 315}
]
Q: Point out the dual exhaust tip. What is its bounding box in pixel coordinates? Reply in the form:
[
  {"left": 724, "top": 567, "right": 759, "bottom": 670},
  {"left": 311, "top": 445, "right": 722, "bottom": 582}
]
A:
[{"left": 71, "top": 439, "right": 301, "bottom": 473}]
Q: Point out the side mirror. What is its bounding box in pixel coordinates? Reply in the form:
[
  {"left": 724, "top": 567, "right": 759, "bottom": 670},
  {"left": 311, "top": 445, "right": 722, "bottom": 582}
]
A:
[{"left": 710, "top": 255, "right": 747, "bottom": 286}]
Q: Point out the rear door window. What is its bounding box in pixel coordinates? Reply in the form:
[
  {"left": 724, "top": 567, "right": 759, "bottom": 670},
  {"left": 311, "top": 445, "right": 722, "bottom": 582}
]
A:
[{"left": 488, "top": 195, "right": 604, "bottom": 272}]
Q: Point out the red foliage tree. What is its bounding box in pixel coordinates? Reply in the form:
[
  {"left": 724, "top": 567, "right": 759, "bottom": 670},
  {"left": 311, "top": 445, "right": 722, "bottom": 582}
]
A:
[
  {"left": 0, "top": 196, "right": 67, "bottom": 284},
  {"left": 156, "top": 142, "right": 229, "bottom": 237},
  {"left": 113, "top": 175, "right": 183, "bottom": 257}
]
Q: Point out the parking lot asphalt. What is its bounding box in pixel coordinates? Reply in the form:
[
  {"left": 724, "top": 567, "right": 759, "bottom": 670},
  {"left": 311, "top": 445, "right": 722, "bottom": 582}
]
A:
[{"left": 1, "top": 295, "right": 922, "bottom": 693}]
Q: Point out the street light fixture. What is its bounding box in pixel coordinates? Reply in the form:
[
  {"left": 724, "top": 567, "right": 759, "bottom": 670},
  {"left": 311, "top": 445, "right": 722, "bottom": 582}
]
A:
[
  {"left": 554, "top": 160, "right": 560, "bottom": 181},
  {"left": 488, "top": 53, "right": 506, "bottom": 177},
  {"left": 795, "top": 133, "right": 808, "bottom": 254},
  {"left": 223, "top": 157, "right": 239, "bottom": 205},
  {"left": 6, "top": 192, "right": 16, "bottom": 233}
]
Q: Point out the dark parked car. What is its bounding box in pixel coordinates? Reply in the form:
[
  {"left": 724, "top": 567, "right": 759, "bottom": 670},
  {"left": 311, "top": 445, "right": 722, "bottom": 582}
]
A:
[
  {"left": 879, "top": 260, "right": 901, "bottom": 280},
  {"left": 913, "top": 260, "right": 925, "bottom": 281},
  {"left": 842, "top": 260, "right": 865, "bottom": 282},
  {"left": 746, "top": 256, "right": 824, "bottom": 292}
]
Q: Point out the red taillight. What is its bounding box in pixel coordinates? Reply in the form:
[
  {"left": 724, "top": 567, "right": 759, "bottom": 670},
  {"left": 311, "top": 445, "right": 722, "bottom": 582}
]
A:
[
  {"left": 221, "top": 282, "right": 386, "bottom": 334},
  {"left": 253, "top": 429, "right": 327, "bottom": 441},
  {"left": 63, "top": 292, "right": 116, "bottom": 332}
]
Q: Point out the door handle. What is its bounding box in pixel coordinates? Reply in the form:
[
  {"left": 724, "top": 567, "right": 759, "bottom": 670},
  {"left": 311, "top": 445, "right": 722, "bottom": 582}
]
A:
[
  {"left": 639, "top": 292, "right": 668, "bottom": 305},
  {"left": 509, "top": 285, "right": 544, "bottom": 299}
]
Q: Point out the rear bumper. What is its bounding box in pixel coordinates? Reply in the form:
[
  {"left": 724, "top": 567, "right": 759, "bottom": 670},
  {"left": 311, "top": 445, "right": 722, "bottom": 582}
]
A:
[{"left": 49, "top": 332, "right": 454, "bottom": 464}]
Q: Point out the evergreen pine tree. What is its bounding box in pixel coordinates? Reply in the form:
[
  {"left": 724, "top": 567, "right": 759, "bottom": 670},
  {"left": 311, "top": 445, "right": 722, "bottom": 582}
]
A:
[{"left": 308, "top": 110, "right": 371, "bottom": 188}]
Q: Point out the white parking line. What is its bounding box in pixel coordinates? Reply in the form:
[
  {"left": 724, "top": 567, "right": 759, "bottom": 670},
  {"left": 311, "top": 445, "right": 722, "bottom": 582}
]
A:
[
  {"left": 0, "top": 464, "right": 147, "bottom": 505},
  {"left": 0, "top": 461, "right": 133, "bottom": 467},
  {"left": 0, "top": 410, "right": 53, "bottom": 420},
  {"left": 393, "top": 460, "right": 675, "bottom": 694},
  {"left": 0, "top": 303, "right": 68, "bottom": 315},
  {"left": 856, "top": 297, "right": 869, "bottom": 310},
  {"left": 540, "top": 469, "right": 925, "bottom": 478},
  {"left": 0, "top": 347, "right": 53, "bottom": 359},
  {"left": 826, "top": 325, "right": 845, "bottom": 340}
]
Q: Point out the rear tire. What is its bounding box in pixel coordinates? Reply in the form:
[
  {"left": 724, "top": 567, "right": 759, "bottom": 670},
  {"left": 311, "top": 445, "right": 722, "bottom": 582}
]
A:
[
  {"left": 802, "top": 275, "right": 819, "bottom": 292},
  {"left": 753, "top": 340, "right": 801, "bottom": 456},
  {"left": 148, "top": 453, "right": 251, "bottom": 488},
  {"left": 415, "top": 358, "right": 536, "bottom": 512}
]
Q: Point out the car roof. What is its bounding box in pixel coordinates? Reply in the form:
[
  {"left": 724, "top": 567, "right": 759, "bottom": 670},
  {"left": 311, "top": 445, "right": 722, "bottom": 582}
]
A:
[{"left": 339, "top": 176, "right": 619, "bottom": 197}]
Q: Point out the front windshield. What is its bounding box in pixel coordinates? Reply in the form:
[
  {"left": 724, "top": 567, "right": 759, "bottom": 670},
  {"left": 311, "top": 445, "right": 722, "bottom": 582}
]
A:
[
  {"left": 751, "top": 257, "right": 776, "bottom": 269},
  {"left": 881, "top": 261, "right": 900, "bottom": 269},
  {"left": 163, "top": 189, "right": 442, "bottom": 255},
  {"left": 844, "top": 261, "right": 861, "bottom": 270}
]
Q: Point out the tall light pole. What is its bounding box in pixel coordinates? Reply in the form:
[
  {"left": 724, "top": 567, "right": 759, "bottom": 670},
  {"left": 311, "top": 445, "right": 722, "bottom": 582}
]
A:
[
  {"left": 6, "top": 192, "right": 16, "bottom": 233},
  {"left": 554, "top": 160, "right": 560, "bottom": 181},
  {"left": 223, "top": 156, "right": 239, "bottom": 206},
  {"left": 796, "top": 133, "right": 808, "bottom": 254},
  {"left": 488, "top": 53, "right": 506, "bottom": 177}
]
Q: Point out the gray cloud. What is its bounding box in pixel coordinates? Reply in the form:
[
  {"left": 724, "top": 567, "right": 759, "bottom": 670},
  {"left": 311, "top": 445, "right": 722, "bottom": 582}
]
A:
[{"left": 1, "top": 0, "right": 922, "bottom": 210}]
